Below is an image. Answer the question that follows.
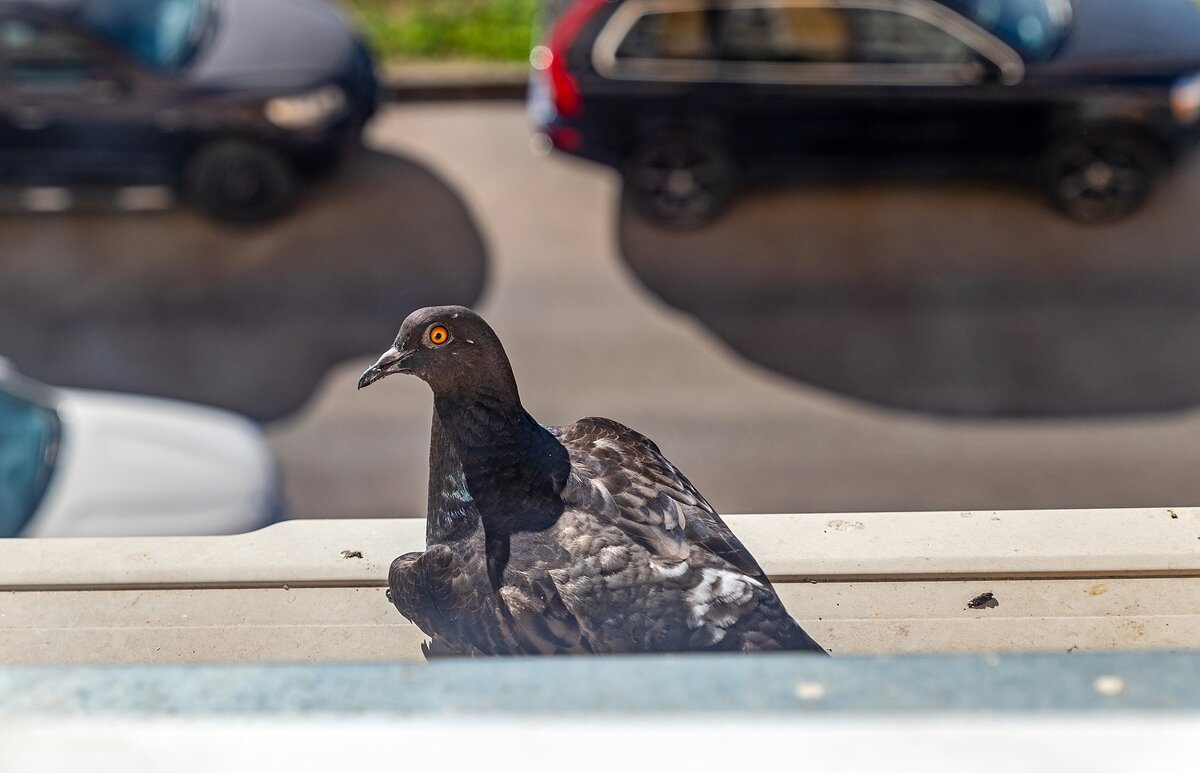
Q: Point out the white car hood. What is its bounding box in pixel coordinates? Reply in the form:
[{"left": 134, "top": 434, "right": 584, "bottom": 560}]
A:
[{"left": 25, "top": 390, "right": 278, "bottom": 538}]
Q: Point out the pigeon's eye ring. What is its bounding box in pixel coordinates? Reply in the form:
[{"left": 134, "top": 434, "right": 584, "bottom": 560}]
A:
[{"left": 427, "top": 325, "right": 450, "bottom": 346}]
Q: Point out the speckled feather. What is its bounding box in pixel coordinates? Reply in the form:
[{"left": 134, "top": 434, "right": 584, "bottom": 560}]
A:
[{"left": 366, "top": 305, "right": 825, "bottom": 656}]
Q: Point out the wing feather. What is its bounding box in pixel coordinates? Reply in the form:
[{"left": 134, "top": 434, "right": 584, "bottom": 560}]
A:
[
  {"left": 390, "top": 544, "right": 592, "bottom": 656},
  {"left": 552, "top": 417, "right": 771, "bottom": 585}
]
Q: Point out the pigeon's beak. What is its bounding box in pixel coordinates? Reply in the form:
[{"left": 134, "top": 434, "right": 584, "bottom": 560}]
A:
[{"left": 358, "top": 347, "right": 409, "bottom": 390}]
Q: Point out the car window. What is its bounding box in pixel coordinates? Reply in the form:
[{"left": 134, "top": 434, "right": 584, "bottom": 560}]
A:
[
  {"left": 0, "top": 387, "right": 59, "bottom": 538},
  {"left": 853, "top": 9, "right": 977, "bottom": 64},
  {"left": 948, "top": 0, "right": 1071, "bottom": 62},
  {"left": 75, "top": 0, "right": 212, "bottom": 71},
  {"left": 719, "top": 6, "right": 976, "bottom": 65},
  {"left": 720, "top": 6, "right": 852, "bottom": 63},
  {"left": 616, "top": 10, "right": 714, "bottom": 60},
  {"left": 0, "top": 17, "right": 109, "bottom": 95}
]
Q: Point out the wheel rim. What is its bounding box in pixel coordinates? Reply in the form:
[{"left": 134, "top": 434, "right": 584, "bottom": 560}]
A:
[
  {"left": 214, "top": 158, "right": 274, "bottom": 210},
  {"left": 1052, "top": 139, "right": 1149, "bottom": 220},
  {"left": 633, "top": 141, "right": 726, "bottom": 220}
]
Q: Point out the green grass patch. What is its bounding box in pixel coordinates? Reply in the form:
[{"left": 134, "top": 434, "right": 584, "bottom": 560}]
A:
[{"left": 341, "top": 0, "right": 539, "bottom": 62}]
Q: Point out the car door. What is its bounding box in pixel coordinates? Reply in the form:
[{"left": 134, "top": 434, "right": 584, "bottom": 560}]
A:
[
  {"left": 706, "top": 0, "right": 1031, "bottom": 172},
  {"left": 0, "top": 12, "right": 176, "bottom": 186}
]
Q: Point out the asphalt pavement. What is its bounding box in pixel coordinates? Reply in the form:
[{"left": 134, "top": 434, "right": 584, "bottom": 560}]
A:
[
  {"left": 0, "top": 149, "right": 485, "bottom": 421},
  {"left": 266, "top": 103, "right": 1200, "bottom": 520},
  {"left": 621, "top": 160, "right": 1200, "bottom": 416}
]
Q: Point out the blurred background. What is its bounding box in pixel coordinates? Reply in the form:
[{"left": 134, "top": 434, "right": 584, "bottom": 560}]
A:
[{"left": 4, "top": 0, "right": 1200, "bottom": 537}]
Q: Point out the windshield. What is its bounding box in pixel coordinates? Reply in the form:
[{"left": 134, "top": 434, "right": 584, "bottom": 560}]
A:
[
  {"left": 946, "top": 0, "right": 1073, "bottom": 61},
  {"left": 0, "top": 386, "right": 59, "bottom": 538},
  {"left": 75, "top": 0, "right": 213, "bottom": 71}
]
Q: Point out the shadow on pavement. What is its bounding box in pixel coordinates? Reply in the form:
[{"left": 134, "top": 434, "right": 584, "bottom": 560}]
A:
[
  {"left": 0, "top": 147, "right": 487, "bottom": 422},
  {"left": 618, "top": 161, "right": 1200, "bottom": 417}
]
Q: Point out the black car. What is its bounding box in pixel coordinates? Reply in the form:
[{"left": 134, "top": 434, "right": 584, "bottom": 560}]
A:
[
  {"left": 531, "top": 0, "right": 1200, "bottom": 227},
  {"left": 0, "top": 0, "right": 378, "bottom": 221}
]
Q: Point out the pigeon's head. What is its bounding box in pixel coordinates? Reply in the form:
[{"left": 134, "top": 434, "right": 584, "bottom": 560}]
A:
[{"left": 357, "top": 305, "right": 518, "bottom": 399}]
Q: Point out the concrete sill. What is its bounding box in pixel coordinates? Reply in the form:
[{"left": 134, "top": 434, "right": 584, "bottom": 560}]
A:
[{"left": 2, "top": 507, "right": 1199, "bottom": 664}]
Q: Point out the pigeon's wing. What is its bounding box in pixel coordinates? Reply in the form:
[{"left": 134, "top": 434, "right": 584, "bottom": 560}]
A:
[
  {"left": 551, "top": 416, "right": 770, "bottom": 584},
  {"left": 391, "top": 545, "right": 592, "bottom": 656},
  {"left": 388, "top": 546, "right": 496, "bottom": 656},
  {"left": 497, "top": 569, "right": 595, "bottom": 655}
]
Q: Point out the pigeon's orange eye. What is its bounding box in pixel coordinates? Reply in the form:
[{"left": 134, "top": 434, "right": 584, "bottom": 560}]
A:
[{"left": 429, "top": 326, "right": 449, "bottom": 346}]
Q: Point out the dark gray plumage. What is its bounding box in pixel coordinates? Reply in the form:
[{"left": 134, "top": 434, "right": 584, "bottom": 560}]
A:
[{"left": 359, "top": 305, "right": 825, "bottom": 655}]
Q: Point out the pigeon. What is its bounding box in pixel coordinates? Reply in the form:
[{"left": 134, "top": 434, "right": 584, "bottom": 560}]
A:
[{"left": 358, "top": 305, "right": 825, "bottom": 655}]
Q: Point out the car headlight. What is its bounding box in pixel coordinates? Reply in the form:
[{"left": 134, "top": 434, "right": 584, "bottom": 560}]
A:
[
  {"left": 264, "top": 86, "right": 348, "bottom": 130},
  {"left": 1171, "top": 73, "right": 1200, "bottom": 124}
]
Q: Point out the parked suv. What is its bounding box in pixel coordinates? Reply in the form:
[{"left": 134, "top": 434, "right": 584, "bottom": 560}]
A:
[
  {"left": 531, "top": 0, "right": 1200, "bottom": 227},
  {"left": 0, "top": 0, "right": 378, "bottom": 222}
]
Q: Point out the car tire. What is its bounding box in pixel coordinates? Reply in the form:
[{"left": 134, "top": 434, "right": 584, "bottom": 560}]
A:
[
  {"left": 625, "top": 135, "right": 735, "bottom": 229},
  {"left": 185, "top": 140, "right": 298, "bottom": 223},
  {"left": 1041, "top": 131, "right": 1161, "bottom": 224}
]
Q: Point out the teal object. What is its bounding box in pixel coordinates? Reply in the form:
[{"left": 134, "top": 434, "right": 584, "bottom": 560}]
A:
[{"left": 0, "top": 652, "right": 1194, "bottom": 716}]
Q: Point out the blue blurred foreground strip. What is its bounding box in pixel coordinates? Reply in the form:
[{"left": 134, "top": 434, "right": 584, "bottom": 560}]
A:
[{"left": 1, "top": 652, "right": 1199, "bottom": 716}]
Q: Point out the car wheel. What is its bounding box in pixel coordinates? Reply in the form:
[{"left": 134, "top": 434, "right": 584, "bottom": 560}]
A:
[
  {"left": 186, "top": 140, "right": 298, "bottom": 223},
  {"left": 1041, "top": 132, "right": 1161, "bottom": 224},
  {"left": 625, "top": 135, "right": 734, "bottom": 229}
]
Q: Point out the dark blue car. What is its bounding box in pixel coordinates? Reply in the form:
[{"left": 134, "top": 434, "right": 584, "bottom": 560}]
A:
[
  {"left": 532, "top": 0, "right": 1200, "bottom": 226},
  {"left": 0, "top": 0, "right": 378, "bottom": 221}
]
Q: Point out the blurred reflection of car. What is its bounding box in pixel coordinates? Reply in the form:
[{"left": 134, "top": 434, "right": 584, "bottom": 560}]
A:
[
  {"left": 0, "top": 0, "right": 378, "bottom": 222},
  {"left": 0, "top": 359, "right": 284, "bottom": 538},
  {"left": 532, "top": 0, "right": 1200, "bottom": 227}
]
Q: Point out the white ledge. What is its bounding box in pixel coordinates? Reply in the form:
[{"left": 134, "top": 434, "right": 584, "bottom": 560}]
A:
[
  {"left": 3, "top": 508, "right": 1200, "bottom": 663},
  {"left": 0, "top": 507, "right": 1197, "bottom": 590}
]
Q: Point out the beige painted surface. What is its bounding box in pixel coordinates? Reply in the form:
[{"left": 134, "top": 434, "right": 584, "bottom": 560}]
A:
[{"left": 2, "top": 508, "right": 1199, "bottom": 663}]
